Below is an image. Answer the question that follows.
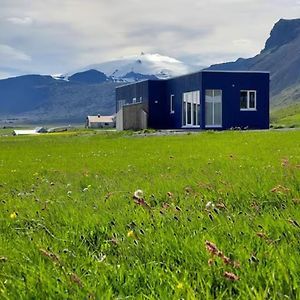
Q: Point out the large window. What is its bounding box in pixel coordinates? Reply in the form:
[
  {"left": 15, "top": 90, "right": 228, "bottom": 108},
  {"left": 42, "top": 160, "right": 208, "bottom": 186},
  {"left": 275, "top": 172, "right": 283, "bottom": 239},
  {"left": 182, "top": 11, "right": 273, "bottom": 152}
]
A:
[
  {"left": 182, "top": 90, "right": 200, "bottom": 127},
  {"left": 205, "top": 89, "right": 222, "bottom": 127},
  {"left": 240, "top": 90, "right": 256, "bottom": 110}
]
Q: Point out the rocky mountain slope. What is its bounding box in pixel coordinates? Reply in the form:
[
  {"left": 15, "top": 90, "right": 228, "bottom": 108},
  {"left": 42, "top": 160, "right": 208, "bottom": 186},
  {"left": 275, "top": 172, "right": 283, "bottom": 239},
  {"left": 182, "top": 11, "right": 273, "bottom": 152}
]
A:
[{"left": 208, "top": 18, "right": 300, "bottom": 108}]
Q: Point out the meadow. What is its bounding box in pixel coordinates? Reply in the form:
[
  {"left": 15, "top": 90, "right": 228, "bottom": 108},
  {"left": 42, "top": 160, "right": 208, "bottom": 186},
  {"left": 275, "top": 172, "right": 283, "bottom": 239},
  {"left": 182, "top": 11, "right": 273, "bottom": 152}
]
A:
[{"left": 1, "top": 129, "right": 300, "bottom": 299}]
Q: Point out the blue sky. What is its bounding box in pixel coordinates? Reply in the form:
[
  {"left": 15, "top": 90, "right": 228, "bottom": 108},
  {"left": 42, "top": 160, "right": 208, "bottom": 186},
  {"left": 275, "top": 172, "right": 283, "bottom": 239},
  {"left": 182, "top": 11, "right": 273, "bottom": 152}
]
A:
[{"left": 0, "top": 0, "right": 300, "bottom": 78}]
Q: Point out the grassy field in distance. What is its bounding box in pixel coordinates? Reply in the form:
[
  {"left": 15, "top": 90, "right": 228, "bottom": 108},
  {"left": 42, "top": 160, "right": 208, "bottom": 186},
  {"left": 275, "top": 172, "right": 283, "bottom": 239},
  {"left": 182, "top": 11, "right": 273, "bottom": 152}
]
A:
[
  {"left": 0, "top": 130, "right": 300, "bottom": 299},
  {"left": 271, "top": 103, "right": 300, "bottom": 128}
]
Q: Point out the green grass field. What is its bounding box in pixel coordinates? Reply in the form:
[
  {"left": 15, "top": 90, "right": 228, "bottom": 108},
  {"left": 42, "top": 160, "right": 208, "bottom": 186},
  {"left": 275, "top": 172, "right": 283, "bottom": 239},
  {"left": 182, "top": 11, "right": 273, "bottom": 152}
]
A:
[
  {"left": 1, "top": 130, "right": 300, "bottom": 299},
  {"left": 271, "top": 103, "right": 300, "bottom": 128}
]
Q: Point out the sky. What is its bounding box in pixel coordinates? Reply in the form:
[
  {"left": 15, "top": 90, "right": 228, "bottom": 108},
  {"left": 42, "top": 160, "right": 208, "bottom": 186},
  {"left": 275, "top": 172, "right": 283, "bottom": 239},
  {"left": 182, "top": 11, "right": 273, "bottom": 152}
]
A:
[{"left": 0, "top": 0, "right": 300, "bottom": 79}]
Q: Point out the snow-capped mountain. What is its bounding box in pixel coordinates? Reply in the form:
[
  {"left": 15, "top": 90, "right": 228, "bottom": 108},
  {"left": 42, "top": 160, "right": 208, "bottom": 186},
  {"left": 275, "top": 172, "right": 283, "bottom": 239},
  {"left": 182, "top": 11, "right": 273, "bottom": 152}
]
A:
[{"left": 64, "top": 53, "right": 199, "bottom": 82}]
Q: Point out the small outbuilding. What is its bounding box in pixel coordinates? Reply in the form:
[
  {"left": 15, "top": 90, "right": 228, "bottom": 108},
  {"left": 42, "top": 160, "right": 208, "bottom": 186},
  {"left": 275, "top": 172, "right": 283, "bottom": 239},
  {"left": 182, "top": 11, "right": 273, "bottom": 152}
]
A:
[
  {"left": 86, "top": 115, "right": 115, "bottom": 128},
  {"left": 116, "top": 70, "right": 270, "bottom": 130}
]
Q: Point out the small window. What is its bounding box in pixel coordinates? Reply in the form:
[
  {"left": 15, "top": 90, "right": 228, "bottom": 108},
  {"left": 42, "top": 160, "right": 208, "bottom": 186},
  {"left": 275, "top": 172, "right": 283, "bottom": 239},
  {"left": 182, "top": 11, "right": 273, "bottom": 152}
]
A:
[
  {"left": 240, "top": 90, "right": 256, "bottom": 110},
  {"left": 170, "top": 94, "right": 175, "bottom": 114},
  {"left": 132, "top": 97, "right": 136, "bottom": 104}
]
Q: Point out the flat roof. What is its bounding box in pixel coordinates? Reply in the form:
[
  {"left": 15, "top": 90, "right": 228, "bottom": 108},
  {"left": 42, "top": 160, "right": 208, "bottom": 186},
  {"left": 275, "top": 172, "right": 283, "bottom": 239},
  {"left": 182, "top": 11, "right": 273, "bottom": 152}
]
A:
[{"left": 115, "top": 69, "right": 270, "bottom": 89}]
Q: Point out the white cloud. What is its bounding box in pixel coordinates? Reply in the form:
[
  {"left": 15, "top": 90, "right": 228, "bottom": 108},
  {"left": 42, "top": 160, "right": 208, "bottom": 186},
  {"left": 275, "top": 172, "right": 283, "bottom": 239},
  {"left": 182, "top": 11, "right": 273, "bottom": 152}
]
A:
[
  {"left": 6, "top": 16, "right": 33, "bottom": 25},
  {"left": 0, "top": 0, "right": 299, "bottom": 77},
  {"left": 0, "top": 44, "right": 31, "bottom": 62}
]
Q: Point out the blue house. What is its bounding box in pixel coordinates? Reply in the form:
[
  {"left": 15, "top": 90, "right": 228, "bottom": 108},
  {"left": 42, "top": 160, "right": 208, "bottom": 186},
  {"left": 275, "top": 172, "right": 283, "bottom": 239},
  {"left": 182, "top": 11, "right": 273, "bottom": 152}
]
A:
[{"left": 115, "top": 70, "right": 269, "bottom": 130}]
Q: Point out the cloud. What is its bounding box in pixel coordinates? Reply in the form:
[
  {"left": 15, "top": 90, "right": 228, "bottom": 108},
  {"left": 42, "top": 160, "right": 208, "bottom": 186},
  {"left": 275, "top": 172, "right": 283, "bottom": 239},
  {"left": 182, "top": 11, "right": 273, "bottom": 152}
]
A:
[
  {"left": 6, "top": 17, "right": 33, "bottom": 25},
  {"left": 0, "top": 44, "right": 31, "bottom": 62},
  {"left": 0, "top": 0, "right": 299, "bottom": 77}
]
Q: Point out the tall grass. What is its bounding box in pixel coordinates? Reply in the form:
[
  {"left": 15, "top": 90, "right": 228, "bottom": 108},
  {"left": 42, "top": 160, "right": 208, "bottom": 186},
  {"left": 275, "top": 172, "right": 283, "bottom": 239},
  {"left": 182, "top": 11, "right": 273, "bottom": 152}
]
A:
[{"left": 0, "top": 130, "right": 300, "bottom": 299}]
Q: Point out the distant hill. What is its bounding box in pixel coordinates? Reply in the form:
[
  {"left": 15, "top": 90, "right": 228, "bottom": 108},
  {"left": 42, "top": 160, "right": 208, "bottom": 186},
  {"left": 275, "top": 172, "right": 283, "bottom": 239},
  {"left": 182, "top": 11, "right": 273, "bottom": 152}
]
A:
[
  {"left": 68, "top": 69, "right": 108, "bottom": 84},
  {"left": 0, "top": 74, "right": 121, "bottom": 123},
  {"left": 0, "top": 53, "right": 197, "bottom": 124},
  {"left": 207, "top": 18, "right": 300, "bottom": 108}
]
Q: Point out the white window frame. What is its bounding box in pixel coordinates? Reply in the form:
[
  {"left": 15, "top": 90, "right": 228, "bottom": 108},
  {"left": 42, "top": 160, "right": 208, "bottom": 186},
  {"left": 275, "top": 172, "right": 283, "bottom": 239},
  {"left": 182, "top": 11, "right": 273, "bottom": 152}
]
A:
[
  {"left": 240, "top": 90, "right": 257, "bottom": 111},
  {"left": 170, "top": 94, "right": 175, "bottom": 114},
  {"left": 182, "top": 90, "right": 200, "bottom": 128}
]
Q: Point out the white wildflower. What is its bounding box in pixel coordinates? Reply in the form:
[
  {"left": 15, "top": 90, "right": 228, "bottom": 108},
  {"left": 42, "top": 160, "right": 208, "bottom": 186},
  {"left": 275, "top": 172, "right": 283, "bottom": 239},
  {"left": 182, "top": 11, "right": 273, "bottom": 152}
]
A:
[
  {"left": 133, "top": 189, "right": 143, "bottom": 199},
  {"left": 205, "top": 201, "right": 215, "bottom": 209}
]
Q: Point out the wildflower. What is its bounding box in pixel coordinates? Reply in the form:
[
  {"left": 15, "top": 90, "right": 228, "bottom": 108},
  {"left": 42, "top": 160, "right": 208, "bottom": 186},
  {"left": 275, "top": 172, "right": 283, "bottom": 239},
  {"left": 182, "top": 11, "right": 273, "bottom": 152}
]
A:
[
  {"left": 70, "top": 273, "right": 83, "bottom": 288},
  {"left": 205, "top": 241, "right": 220, "bottom": 256},
  {"left": 270, "top": 185, "right": 289, "bottom": 194},
  {"left": 167, "top": 191, "right": 173, "bottom": 198},
  {"left": 222, "top": 255, "right": 231, "bottom": 265},
  {"left": 39, "top": 248, "right": 61, "bottom": 264},
  {"left": 162, "top": 203, "right": 170, "bottom": 209},
  {"left": 256, "top": 232, "right": 267, "bottom": 239},
  {"left": 176, "top": 282, "right": 184, "bottom": 289},
  {"left": 185, "top": 186, "right": 193, "bottom": 194},
  {"left": 10, "top": 212, "right": 17, "bottom": 219},
  {"left": 133, "top": 189, "right": 143, "bottom": 199},
  {"left": 0, "top": 256, "right": 8, "bottom": 263},
  {"left": 127, "top": 230, "right": 135, "bottom": 237},
  {"left": 205, "top": 201, "right": 215, "bottom": 209},
  {"left": 216, "top": 202, "right": 226, "bottom": 209},
  {"left": 281, "top": 158, "right": 289, "bottom": 167},
  {"left": 134, "top": 198, "right": 151, "bottom": 209},
  {"left": 208, "top": 258, "right": 214, "bottom": 266},
  {"left": 224, "top": 271, "right": 239, "bottom": 281}
]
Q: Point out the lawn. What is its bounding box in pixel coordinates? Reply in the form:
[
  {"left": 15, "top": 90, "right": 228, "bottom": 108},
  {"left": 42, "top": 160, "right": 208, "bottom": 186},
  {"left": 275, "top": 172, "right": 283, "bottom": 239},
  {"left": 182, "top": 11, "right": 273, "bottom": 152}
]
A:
[{"left": 0, "top": 130, "right": 300, "bottom": 299}]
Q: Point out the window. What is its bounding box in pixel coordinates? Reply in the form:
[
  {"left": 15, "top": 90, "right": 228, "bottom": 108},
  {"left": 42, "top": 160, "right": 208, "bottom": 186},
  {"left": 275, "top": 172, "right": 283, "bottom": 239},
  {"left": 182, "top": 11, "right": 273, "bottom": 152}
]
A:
[
  {"left": 240, "top": 90, "right": 256, "bottom": 110},
  {"left": 182, "top": 90, "right": 200, "bottom": 127},
  {"left": 170, "top": 94, "right": 175, "bottom": 114},
  {"left": 132, "top": 97, "right": 137, "bottom": 104},
  {"left": 205, "top": 90, "right": 222, "bottom": 127}
]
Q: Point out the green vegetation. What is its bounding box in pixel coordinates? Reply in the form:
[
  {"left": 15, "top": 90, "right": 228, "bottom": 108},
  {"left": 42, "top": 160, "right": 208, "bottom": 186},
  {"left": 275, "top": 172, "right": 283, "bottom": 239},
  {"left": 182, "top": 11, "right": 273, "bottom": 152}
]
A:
[
  {"left": 271, "top": 102, "right": 300, "bottom": 128},
  {"left": 1, "top": 130, "right": 300, "bottom": 299}
]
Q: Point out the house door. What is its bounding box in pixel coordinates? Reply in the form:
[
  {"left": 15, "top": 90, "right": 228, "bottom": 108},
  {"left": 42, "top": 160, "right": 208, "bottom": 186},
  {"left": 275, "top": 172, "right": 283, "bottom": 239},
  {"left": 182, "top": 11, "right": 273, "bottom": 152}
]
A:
[
  {"left": 205, "top": 89, "right": 222, "bottom": 128},
  {"left": 182, "top": 91, "right": 200, "bottom": 127}
]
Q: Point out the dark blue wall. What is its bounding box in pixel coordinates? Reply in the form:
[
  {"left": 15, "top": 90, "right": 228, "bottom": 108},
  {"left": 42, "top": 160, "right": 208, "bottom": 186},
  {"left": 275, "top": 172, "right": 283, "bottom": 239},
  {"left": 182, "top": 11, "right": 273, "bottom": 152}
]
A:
[
  {"left": 202, "top": 71, "right": 269, "bottom": 129},
  {"left": 115, "top": 71, "right": 270, "bottom": 130},
  {"left": 148, "top": 80, "right": 167, "bottom": 128},
  {"left": 115, "top": 80, "right": 150, "bottom": 111},
  {"left": 166, "top": 72, "right": 202, "bottom": 129}
]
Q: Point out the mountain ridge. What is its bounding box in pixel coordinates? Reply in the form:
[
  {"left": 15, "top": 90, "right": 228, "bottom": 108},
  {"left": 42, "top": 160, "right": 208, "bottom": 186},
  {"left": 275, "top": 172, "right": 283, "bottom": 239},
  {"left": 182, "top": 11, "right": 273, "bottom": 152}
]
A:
[
  {"left": 1, "top": 18, "right": 300, "bottom": 124},
  {"left": 207, "top": 18, "right": 300, "bottom": 105}
]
